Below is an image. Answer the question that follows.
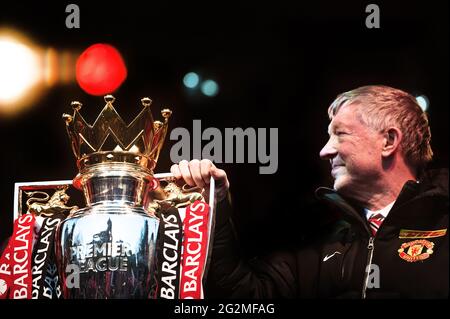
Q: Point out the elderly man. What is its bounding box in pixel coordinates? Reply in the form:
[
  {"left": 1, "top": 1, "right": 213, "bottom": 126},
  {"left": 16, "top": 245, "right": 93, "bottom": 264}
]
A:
[{"left": 171, "top": 85, "right": 448, "bottom": 298}]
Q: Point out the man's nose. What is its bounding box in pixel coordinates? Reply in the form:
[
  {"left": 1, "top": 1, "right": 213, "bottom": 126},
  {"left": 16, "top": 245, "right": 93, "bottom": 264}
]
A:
[{"left": 319, "top": 139, "right": 337, "bottom": 160}]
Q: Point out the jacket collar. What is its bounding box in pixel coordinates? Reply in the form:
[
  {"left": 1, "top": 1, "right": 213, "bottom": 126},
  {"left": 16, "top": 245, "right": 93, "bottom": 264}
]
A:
[
  {"left": 315, "top": 187, "right": 371, "bottom": 236},
  {"left": 315, "top": 168, "right": 449, "bottom": 236}
]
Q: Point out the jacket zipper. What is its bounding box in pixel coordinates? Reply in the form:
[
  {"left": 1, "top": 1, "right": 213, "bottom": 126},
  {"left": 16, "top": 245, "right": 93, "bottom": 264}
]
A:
[{"left": 361, "top": 236, "right": 375, "bottom": 299}]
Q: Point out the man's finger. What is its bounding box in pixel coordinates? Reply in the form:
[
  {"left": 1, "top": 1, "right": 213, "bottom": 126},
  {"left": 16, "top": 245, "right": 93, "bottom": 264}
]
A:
[
  {"left": 170, "top": 164, "right": 182, "bottom": 179},
  {"left": 211, "top": 166, "right": 229, "bottom": 188},
  {"left": 189, "top": 159, "right": 205, "bottom": 188},
  {"left": 211, "top": 165, "right": 226, "bottom": 181},
  {"left": 200, "top": 159, "right": 213, "bottom": 185},
  {"left": 179, "top": 160, "right": 195, "bottom": 186}
]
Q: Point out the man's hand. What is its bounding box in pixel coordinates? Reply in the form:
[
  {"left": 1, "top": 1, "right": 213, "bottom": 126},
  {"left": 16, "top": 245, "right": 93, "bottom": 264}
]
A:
[{"left": 170, "top": 159, "right": 230, "bottom": 203}]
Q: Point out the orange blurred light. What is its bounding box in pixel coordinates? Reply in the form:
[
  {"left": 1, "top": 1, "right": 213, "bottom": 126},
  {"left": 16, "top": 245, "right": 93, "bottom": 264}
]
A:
[
  {"left": 0, "top": 29, "right": 44, "bottom": 116},
  {"left": 44, "top": 48, "right": 78, "bottom": 87},
  {"left": 0, "top": 28, "right": 77, "bottom": 118},
  {"left": 44, "top": 47, "right": 59, "bottom": 87}
]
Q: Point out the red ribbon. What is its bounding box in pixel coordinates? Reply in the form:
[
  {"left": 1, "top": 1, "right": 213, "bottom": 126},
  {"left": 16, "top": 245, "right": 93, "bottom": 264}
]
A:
[
  {"left": 179, "top": 201, "right": 210, "bottom": 299},
  {"left": 0, "top": 214, "right": 35, "bottom": 299},
  {"left": 0, "top": 244, "right": 12, "bottom": 299}
]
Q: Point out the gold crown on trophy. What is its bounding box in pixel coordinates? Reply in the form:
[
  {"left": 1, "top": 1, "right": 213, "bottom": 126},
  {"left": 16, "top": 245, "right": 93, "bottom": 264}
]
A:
[{"left": 63, "top": 94, "right": 172, "bottom": 172}]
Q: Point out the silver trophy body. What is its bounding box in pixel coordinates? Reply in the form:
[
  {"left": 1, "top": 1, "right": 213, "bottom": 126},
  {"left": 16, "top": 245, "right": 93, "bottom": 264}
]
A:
[{"left": 55, "top": 164, "right": 159, "bottom": 298}]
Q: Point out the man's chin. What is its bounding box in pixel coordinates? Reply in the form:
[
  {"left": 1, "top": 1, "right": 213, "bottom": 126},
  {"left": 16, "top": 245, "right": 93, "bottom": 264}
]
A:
[
  {"left": 333, "top": 177, "right": 350, "bottom": 193},
  {"left": 334, "top": 178, "right": 361, "bottom": 201}
]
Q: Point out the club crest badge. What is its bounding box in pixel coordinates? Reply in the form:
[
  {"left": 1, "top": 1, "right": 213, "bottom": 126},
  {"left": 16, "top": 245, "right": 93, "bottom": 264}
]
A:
[{"left": 398, "top": 239, "right": 434, "bottom": 262}]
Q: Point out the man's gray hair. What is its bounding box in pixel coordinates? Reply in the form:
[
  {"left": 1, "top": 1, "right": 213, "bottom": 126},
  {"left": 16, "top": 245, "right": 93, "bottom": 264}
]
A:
[{"left": 328, "top": 85, "right": 433, "bottom": 170}]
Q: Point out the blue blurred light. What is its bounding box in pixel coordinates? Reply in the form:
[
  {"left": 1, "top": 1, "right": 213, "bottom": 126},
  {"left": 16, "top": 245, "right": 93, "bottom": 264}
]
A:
[
  {"left": 201, "top": 79, "right": 219, "bottom": 97},
  {"left": 416, "top": 95, "right": 429, "bottom": 112},
  {"left": 183, "top": 72, "right": 200, "bottom": 88}
]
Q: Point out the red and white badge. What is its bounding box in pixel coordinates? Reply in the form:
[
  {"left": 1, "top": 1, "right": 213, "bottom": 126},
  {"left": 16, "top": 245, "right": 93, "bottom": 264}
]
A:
[{"left": 398, "top": 239, "right": 434, "bottom": 262}]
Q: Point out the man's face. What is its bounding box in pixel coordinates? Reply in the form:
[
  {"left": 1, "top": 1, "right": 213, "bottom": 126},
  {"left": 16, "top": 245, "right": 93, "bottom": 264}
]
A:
[{"left": 320, "top": 102, "right": 384, "bottom": 196}]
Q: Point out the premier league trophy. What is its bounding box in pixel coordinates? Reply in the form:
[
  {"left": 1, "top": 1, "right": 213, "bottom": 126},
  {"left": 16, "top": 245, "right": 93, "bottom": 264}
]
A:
[
  {"left": 55, "top": 95, "right": 171, "bottom": 298},
  {"left": 2, "top": 94, "right": 215, "bottom": 299}
]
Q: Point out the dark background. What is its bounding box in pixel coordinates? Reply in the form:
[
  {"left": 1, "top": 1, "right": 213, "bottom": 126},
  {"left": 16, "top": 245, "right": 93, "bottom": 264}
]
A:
[{"left": 0, "top": 2, "right": 448, "bottom": 255}]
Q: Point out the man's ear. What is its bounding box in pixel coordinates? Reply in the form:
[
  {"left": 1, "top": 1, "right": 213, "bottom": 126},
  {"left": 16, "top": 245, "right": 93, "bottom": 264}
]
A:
[{"left": 382, "top": 127, "right": 402, "bottom": 157}]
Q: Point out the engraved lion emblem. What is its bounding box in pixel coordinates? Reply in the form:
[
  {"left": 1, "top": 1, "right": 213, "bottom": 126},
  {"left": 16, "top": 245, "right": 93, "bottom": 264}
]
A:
[
  {"left": 25, "top": 185, "right": 78, "bottom": 216},
  {"left": 162, "top": 182, "right": 204, "bottom": 208},
  {"left": 148, "top": 181, "right": 205, "bottom": 214}
]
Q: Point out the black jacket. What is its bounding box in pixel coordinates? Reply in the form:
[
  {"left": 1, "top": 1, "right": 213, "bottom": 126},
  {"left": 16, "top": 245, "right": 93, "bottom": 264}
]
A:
[{"left": 207, "top": 169, "right": 448, "bottom": 298}]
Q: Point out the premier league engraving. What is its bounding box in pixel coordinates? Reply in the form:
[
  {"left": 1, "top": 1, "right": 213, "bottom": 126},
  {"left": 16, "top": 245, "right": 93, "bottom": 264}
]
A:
[{"left": 55, "top": 95, "right": 171, "bottom": 298}]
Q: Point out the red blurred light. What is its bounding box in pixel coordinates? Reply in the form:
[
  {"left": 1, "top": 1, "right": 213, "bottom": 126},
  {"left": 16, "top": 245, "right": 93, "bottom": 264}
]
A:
[{"left": 76, "top": 43, "right": 127, "bottom": 96}]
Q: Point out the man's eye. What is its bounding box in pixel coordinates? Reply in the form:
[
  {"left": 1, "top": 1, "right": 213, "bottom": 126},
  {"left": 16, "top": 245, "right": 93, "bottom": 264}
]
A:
[{"left": 336, "top": 131, "right": 347, "bottom": 136}]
